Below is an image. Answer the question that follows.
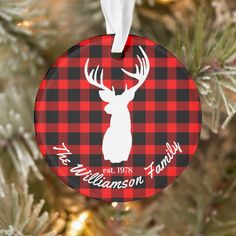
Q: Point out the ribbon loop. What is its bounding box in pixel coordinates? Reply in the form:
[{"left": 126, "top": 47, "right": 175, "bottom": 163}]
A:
[{"left": 101, "top": 0, "right": 136, "bottom": 54}]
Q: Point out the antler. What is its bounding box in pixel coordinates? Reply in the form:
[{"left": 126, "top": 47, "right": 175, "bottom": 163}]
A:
[
  {"left": 85, "top": 59, "right": 112, "bottom": 92},
  {"left": 121, "top": 46, "right": 150, "bottom": 92}
]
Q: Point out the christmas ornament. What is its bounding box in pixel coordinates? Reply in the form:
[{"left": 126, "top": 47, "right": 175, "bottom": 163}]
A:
[{"left": 34, "top": 0, "right": 202, "bottom": 202}]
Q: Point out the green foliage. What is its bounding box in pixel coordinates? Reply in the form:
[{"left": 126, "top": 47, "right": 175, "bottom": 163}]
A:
[
  {"left": 173, "top": 8, "right": 236, "bottom": 133},
  {"left": 0, "top": 0, "right": 56, "bottom": 79},
  {"left": 0, "top": 169, "right": 56, "bottom": 236},
  {"left": 0, "top": 85, "right": 42, "bottom": 185}
]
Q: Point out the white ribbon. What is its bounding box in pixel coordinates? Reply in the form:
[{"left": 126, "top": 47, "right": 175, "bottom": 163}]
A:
[{"left": 100, "top": 0, "right": 136, "bottom": 54}]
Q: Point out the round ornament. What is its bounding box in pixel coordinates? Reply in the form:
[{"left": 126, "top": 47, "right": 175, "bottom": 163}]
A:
[{"left": 34, "top": 35, "right": 202, "bottom": 202}]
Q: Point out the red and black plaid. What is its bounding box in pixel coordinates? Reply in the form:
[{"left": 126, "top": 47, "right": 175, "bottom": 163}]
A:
[{"left": 34, "top": 35, "right": 202, "bottom": 202}]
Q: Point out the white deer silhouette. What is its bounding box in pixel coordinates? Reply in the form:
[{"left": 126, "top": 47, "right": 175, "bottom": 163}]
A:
[{"left": 84, "top": 46, "right": 150, "bottom": 163}]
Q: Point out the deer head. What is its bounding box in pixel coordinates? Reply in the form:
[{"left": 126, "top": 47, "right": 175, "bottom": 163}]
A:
[{"left": 84, "top": 46, "right": 150, "bottom": 115}]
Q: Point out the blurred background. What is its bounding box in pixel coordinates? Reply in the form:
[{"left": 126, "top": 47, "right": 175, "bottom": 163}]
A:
[{"left": 0, "top": 0, "right": 236, "bottom": 235}]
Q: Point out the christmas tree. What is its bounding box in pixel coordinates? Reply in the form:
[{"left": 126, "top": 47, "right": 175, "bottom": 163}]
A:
[{"left": 0, "top": 0, "right": 236, "bottom": 235}]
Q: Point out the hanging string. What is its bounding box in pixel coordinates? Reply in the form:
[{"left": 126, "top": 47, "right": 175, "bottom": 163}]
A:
[{"left": 100, "top": 0, "right": 136, "bottom": 57}]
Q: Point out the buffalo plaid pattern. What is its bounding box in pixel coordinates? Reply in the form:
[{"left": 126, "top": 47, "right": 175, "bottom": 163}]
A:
[{"left": 34, "top": 35, "right": 202, "bottom": 202}]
